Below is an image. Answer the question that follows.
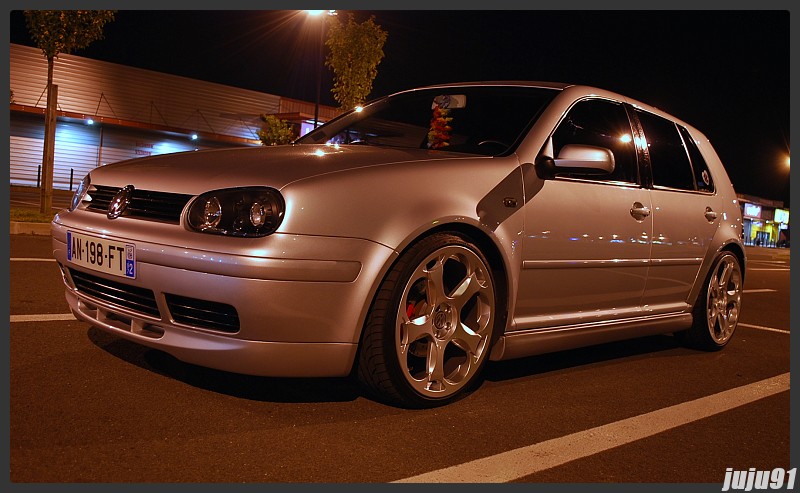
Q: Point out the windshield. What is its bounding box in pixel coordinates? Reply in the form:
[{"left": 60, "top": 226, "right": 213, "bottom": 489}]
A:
[{"left": 296, "top": 86, "right": 559, "bottom": 156}]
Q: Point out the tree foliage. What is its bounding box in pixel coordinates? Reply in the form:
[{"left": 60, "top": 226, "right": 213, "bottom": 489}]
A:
[
  {"left": 25, "top": 10, "right": 116, "bottom": 60},
  {"left": 258, "top": 114, "right": 296, "bottom": 146},
  {"left": 325, "top": 13, "right": 388, "bottom": 110},
  {"left": 24, "top": 10, "right": 115, "bottom": 213}
]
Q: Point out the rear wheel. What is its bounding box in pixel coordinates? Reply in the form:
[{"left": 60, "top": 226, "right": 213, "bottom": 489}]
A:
[
  {"left": 357, "top": 232, "right": 497, "bottom": 408},
  {"left": 676, "top": 250, "right": 743, "bottom": 350}
]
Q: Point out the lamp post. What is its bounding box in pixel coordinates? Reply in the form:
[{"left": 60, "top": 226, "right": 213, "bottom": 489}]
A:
[{"left": 306, "top": 10, "right": 336, "bottom": 129}]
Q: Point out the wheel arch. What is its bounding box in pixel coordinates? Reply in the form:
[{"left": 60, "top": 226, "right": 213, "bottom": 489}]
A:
[
  {"left": 685, "top": 231, "right": 747, "bottom": 312},
  {"left": 421, "top": 222, "right": 511, "bottom": 333},
  {"left": 720, "top": 241, "right": 746, "bottom": 283},
  {"left": 354, "top": 221, "right": 512, "bottom": 366},
  {"left": 353, "top": 222, "right": 511, "bottom": 406},
  {"left": 675, "top": 241, "right": 745, "bottom": 351}
]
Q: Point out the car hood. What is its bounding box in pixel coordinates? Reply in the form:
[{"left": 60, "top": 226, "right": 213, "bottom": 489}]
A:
[{"left": 88, "top": 144, "right": 470, "bottom": 194}]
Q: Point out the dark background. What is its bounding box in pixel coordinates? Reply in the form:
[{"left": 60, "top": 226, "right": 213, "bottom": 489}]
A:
[{"left": 8, "top": 8, "right": 792, "bottom": 205}]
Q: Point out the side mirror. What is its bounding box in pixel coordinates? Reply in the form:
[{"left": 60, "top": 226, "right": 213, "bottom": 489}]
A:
[
  {"left": 555, "top": 144, "right": 615, "bottom": 174},
  {"left": 534, "top": 139, "right": 615, "bottom": 179}
]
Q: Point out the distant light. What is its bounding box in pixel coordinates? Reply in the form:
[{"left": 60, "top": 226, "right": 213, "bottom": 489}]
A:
[
  {"left": 191, "top": 133, "right": 198, "bottom": 140},
  {"left": 619, "top": 134, "right": 632, "bottom": 143},
  {"left": 307, "top": 10, "right": 324, "bottom": 16},
  {"left": 314, "top": 149, "right": 325, "bottom": 157},
  {"left": 86, "top": 118, "right": 94, "bottom": 125},
  {"left": 355, "top": 106, "right": 364, "bottom": 113}
]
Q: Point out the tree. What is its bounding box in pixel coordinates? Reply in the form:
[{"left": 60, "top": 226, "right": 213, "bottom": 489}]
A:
[
  {"left": 24, "top": 10, "right": 116, "bottom": 213},
  {"left": 324, "top": 13, "right": 387, "bottom": 110},
  {"left": 257, "top": 114, "right": 296, "bottom": 146}
]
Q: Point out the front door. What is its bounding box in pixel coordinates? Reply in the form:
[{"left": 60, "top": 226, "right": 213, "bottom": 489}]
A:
[{"left": 514, "top": 98, "right": 652, "bottom": 331}]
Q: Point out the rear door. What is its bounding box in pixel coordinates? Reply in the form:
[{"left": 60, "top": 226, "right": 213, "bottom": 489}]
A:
[{"left": 633, "top": 109, "right": 722, "bottom": 312}]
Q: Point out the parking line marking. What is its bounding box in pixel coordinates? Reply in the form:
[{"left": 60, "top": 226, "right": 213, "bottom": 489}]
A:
[
  {"left": 738, "top": 323, "right": 790, "bottom": 334},
  {"left": 10, "top": 313, "right": 76, "bottom": 322},
  {"left": 10, "top": 258, "right": 56, "bottom": 262},
  {"left": 394, "top": 373, "right": 790, "bottom": 483},
  {"left": 743, "top": 289, "right": 777, "bottom": 293}
]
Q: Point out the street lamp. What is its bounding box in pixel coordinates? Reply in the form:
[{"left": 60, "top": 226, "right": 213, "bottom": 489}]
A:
[{"left": 306, "top": 10, "right": 336, "bottom": 129}]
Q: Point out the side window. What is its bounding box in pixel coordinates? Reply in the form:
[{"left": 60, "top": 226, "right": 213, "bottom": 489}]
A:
[
  {"left": 636, "top": 110, "right": 696, "bottom": 191},
  {"left": 678, "top": 125, "right": 715, "bottom": 193},
  {"left": 551, "top": 99, "right": 639, "bottom": 184}
]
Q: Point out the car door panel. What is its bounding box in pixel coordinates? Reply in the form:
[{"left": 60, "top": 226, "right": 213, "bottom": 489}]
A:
[
  {"left": 515, "top": 179, "right": 652, "bottom": 330},
  {"left": 643, "top": 190, "right": 722, "bottom": 311}
]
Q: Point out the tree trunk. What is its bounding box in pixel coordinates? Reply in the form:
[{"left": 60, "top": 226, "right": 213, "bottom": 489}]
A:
[{"left": 39, "top": 57, "right": 57, "bottom": 214}]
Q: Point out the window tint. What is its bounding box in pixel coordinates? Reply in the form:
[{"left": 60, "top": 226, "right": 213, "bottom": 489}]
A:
[
  {"left": 298, "top": 86, "right": 557, "bottom": 156},
  {"left": 636, "top": 110, "right": 696, "bottom": 191},
  {"left": 551, "top": 99, "right": 639, "bottom": 184},
  {"left": 678, "top": 125, "right": 715, "bottom": 192}
]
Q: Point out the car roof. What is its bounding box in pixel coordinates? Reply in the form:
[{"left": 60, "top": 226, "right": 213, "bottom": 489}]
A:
[
  {"left": 412, "top": 80, "right": 572, "bottom": 91},
  {"left": 409, "top": 81, "right": 705, "bottom": 138}
]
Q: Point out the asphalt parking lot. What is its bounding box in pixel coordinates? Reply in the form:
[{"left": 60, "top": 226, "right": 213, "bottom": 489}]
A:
[{"left": 8, "top": 228, "right": 792, "bottom": 483}]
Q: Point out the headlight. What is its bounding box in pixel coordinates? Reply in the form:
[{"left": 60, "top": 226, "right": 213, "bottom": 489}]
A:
[
  {"left": 70, "top": 173, "right": 91, "bottom": 211},
  {"left": 187, "top": 187, "right": 285, "bottom": 237}
]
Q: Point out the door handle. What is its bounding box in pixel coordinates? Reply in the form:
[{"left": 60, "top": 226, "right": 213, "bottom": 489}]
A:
[
  {"left": 704, "top": 207, "right": 718, "bottom": 222},
  {"left": 630, "top": 202, "right": 651, "bottom": 221}
]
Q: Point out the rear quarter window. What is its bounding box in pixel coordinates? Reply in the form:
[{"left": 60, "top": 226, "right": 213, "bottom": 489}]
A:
[{"left": 677, "top": 125, "right": 715, "bottom": 193}]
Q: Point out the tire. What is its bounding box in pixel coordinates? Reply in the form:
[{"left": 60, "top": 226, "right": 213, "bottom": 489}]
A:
[
  {"left": 357, "top": 232, "right": 497, "bottom": 408},
  {"left": 675, "top": 250, "right": 743, "bottom": 351}
]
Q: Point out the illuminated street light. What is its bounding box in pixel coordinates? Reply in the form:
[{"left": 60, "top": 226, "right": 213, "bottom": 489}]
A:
[{"left": 306, "top": 10, "right": 336, "bottom": 129}]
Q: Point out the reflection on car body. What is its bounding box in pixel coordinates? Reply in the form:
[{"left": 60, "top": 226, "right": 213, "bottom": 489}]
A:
[{"left": 52, "top": 82, "right": 745, "bottom": 407}]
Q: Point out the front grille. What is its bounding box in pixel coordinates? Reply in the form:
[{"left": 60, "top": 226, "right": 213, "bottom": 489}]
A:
[
  {"left": 165, "top": 294, "right": 240, "bottom": 333},
  {"left": 69, "top": 268, "right": 160, "bottom": 318},
  {"left": 85, "top": 185, "right": 193, "bottom": 224}
]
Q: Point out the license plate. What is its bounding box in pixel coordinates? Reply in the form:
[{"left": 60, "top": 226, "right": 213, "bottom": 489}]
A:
[{"left": 67, "top": 231, "right": 136, "bottom": 279}]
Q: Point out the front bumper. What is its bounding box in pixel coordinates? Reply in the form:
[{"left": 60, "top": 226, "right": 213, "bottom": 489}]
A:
[{"left": 51, "top": 219, "right": 396, "bottom": 377}]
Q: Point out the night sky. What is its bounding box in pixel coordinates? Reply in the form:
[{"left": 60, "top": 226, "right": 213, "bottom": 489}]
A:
[{"left": 8, "top": 8, "right": 792, "bottom": 206}]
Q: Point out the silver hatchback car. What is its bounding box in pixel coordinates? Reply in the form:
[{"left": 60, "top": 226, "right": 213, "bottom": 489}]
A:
[{"left": 52, "top": 82, "right": 746, "bottom": 407}]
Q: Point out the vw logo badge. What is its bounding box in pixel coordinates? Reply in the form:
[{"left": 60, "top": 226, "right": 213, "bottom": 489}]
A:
[{"left": 108, "top": 185, "right": 134, "bottom": 219}]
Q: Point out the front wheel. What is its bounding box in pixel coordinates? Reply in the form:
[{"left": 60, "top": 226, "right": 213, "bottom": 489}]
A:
[
  {"left": 675, "top": 250, "right": 743, "bottom": 351},
  {"left": 357, "top": 232, "right": 497, "bottom": 408}
]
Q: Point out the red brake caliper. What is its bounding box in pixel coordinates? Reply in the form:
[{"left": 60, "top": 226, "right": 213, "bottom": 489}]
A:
[{"left": 406, "top": 303, "right": 417, "bottom": 319}]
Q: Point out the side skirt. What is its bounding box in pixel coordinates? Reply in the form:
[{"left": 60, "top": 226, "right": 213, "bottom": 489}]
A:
[{"left": 489, "top": 313, "right": 693, "bottom": 361}]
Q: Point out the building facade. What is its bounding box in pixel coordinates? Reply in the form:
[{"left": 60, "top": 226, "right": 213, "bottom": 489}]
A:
[
  {"left": 9, "top": 43, "right": 339, "bottom": 191},
  {"left": 9, "top": 45, "right": 790, "bottom": 246},
  {"left": 738, "top": 193, "right": 790, "bottom": 248}
]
